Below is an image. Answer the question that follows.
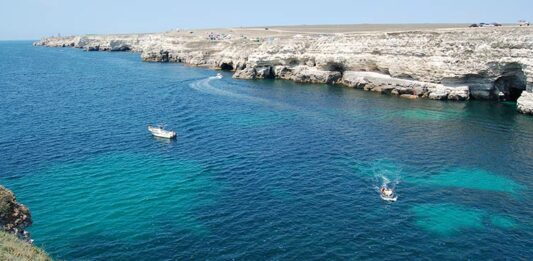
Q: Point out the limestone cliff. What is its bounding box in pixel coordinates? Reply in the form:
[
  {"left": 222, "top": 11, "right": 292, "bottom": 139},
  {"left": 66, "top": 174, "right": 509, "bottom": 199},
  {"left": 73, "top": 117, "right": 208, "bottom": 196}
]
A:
[{"left": 34, "top": 26, "right": 533, "bottom": 114}]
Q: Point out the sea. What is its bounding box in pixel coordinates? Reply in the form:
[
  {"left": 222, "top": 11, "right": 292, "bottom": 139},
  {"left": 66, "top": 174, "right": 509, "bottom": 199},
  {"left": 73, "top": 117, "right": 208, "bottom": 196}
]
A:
[{"left": 1, "top": 41, "right": 532, "bottom": 260}]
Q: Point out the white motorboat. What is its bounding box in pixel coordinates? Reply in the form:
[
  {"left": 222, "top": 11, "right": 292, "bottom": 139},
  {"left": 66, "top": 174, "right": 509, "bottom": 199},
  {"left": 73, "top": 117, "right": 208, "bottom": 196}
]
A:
[
  {"left": 148, "top": 125, "right": 176, "bottom": 139},
  {"left": 380, "top": 186, "right": 397, "bottom": 202},
  {"left": 215, "top": 73, "right": 223, "bottom": 79}
]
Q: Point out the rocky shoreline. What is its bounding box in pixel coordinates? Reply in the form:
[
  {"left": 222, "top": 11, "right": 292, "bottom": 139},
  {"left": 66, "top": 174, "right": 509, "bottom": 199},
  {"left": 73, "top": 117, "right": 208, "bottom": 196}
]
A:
[
  {"left": 0, "top": 186, "right": 51, "bottom": 260},
  {"left": 0, "top": 186, "right": 32, "bottom": 242},
  {"left": 34, "top": 25, "right": 533, "bottom": 115}
]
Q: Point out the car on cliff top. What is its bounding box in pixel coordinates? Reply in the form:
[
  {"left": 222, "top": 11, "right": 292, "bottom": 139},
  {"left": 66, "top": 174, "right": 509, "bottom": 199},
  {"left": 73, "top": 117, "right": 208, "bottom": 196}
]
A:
[
  {"left": 519, "top": 20, "right": 530, "bottom": 26},
  {"left": 469, "top": 23, "right": 502, "bottom": 28}
]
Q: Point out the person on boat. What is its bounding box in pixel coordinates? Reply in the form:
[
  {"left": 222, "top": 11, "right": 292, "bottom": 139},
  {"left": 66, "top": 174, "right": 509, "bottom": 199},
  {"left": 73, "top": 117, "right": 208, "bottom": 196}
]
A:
[{"left": 381, "top": 186, "right": 393, "bottom": 197}]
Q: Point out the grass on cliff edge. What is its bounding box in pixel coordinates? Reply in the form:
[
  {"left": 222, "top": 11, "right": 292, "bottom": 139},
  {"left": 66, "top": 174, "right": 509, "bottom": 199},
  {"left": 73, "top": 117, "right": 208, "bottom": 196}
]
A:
[{"left": 0, "top": 231, "right": 52, "bottom": 261}]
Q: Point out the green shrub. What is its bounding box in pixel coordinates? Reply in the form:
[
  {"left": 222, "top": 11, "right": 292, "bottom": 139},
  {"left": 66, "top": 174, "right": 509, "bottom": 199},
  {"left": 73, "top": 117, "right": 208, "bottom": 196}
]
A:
[{"left": 0, "top": 231, "right": 52, "bottom": 261}]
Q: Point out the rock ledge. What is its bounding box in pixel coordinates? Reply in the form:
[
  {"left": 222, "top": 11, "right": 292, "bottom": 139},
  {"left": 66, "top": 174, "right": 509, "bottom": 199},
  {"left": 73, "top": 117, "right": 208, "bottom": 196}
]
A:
[{"left": 34, "top": 26, "right": 533, "bottom": 114}]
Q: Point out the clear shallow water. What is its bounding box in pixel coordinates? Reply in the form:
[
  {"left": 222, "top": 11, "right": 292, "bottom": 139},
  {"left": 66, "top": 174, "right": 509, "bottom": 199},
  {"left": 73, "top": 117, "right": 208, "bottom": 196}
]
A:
[{"left": 1, "top": 41, "right": 533, "bottom": 260}]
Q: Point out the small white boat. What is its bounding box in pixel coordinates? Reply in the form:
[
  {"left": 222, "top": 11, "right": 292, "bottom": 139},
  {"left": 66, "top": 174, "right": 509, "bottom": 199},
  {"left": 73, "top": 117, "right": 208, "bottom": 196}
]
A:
[
  {"left": 380, "top": 186, "right": 397, "bottom": 202},
  {"left": 215, "top": 73, "right": 223, "bottom": 79},
  {"left": 148, "top": 125, "right": 176, "bottom": 139}
]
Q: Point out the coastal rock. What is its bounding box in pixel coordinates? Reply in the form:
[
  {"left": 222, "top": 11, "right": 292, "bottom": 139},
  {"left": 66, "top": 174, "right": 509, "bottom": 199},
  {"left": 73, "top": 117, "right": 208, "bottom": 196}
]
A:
[
  {"left": 33, "top": 26, "right": 533, "bottom": 115},
  {"left": 142, "top": 50, "right": 170, "bottom": 62},
  {"left": 517, "top": 91, "right": 533, "bottom": 114},
  {"left": 447, "top": 88, "right": 470, "bottom": 101},
  {"left": 233, "top": 67, "right": 256, "bottom": 79},
  {"left": 109, "top": 40, "right": 131, "bottom": 51},
  {"left": 428, "top": 90, "right": 449, "bottom": 100},
  {"left": 401, "top": 94, "right": 419, "bottom": 99},
  {"left": 85, "top": 45, "right": 100, "bottom": 51},
  {"left": 255, "top": 66, "right": 275, "bottom": 79},
  {"left": 0, "top": 186, "right": 32, "bottom": 241},
  {"left": 285, "top": 66, "right": 342, "bottom": 84}
]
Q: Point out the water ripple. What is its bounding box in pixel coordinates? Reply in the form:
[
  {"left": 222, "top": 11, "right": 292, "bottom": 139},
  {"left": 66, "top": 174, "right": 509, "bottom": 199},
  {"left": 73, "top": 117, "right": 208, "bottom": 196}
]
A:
[{"left": 1, "top": 42, "right": 532, "bottom": 260}]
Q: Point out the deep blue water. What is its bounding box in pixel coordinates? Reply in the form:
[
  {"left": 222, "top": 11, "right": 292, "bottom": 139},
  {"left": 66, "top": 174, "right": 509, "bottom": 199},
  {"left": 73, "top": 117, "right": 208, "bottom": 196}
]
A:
[{"left": 1, "top": 41, "right": 532, "bottom": 260}]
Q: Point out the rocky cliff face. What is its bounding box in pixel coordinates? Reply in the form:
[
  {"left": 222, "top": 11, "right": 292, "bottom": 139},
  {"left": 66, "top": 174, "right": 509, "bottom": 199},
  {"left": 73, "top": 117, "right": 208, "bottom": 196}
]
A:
[
  {"left": 0, "top": 186, "right": 32, "bottom": 241},
  {"left": 34, "top": 26, "right": 533, "bottom": 114}
]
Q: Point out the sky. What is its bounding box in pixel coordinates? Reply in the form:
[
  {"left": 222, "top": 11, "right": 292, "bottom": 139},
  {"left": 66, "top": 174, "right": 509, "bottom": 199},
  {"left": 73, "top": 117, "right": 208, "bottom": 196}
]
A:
[{"left": 1, "top": 0, "right": 532, "bottom": 40}]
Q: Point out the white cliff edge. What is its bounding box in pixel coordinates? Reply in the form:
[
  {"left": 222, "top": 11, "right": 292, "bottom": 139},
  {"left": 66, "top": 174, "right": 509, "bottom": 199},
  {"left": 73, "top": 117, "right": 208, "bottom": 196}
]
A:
[{"left": 34, "top": 26, "right": 533, "bottom": 115}]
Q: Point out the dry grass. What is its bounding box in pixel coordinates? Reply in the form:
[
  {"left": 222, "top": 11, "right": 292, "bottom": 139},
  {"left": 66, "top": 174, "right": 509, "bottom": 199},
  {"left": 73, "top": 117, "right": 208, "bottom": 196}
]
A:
[{"left": 0, "top": 232, "right": 52, "bottom": 261}]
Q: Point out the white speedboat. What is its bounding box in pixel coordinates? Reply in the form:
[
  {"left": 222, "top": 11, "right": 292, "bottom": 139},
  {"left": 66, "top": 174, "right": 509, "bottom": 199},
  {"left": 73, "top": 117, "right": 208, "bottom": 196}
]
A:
[
  {"left": 380, "top": 186, "right": 397, "bottom": 202},
  {"left": 148, "top": 125, "right": 176, "bottom": 139},
  {"left": 215, "top": 73, "right": 223, "bottom": 79}
]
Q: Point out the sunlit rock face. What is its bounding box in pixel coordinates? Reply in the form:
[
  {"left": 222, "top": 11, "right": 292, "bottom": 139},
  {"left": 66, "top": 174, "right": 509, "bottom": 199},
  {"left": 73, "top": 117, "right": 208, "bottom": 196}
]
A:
[
  {"left": 518, "top": 91, "right": 533, "bottom": 114},
  {"left": 0, "top": 186, "right": 32, "bottom": 239},
  {"left": 34, "top": 26, "right": 533, "bottom": 114}
]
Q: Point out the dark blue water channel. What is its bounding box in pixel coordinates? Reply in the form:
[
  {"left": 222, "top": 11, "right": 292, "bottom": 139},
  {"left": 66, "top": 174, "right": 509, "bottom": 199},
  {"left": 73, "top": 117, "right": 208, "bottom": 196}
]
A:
[{"left": 1, "top": 41, "right": 532, "bottom": 260}]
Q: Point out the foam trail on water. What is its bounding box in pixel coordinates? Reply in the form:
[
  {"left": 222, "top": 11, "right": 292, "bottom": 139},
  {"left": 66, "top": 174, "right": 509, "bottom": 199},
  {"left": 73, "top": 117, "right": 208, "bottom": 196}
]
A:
[
  {"left": 190, "top": 77, "right": 391, "bottom": 137},
  {"left": 373, "top": 172, "right": 401, "bottom": 193},
  {"left": 189, "top": 77, "right": 293, "bottom": 109}
]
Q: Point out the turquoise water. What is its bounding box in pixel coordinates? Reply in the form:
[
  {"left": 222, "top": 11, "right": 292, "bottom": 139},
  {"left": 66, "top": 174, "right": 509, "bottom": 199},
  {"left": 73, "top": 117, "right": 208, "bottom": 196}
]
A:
[{"left": 1, "top": 41, "right": 533, "bottom": 260}]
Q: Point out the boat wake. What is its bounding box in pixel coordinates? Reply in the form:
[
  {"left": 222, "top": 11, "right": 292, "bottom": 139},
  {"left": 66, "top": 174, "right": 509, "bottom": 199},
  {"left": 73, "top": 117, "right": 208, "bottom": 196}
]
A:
[
  {"left": 189, "top": 77, "right": 291, "bottom": 109},
  {"left": 189, "top": 76, "right": 233, "bottom": 97},
  {"left": 189, "top": 76, "right": 381, "bottom": 135}
]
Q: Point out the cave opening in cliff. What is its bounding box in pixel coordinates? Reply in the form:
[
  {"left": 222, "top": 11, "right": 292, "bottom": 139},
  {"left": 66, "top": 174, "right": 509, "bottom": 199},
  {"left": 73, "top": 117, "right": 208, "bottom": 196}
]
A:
[
  {"left": 288, "top": 58, "right": 299, "bottom": 66},
  {"left": 220, "top": 63, "right": 234, "bottom": 71},
  {"left": 325, "top": 62, "right": 346, "bottom": 74},
  {"left": 494, "top": 66, "right": 527, "bottom": 102}
]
